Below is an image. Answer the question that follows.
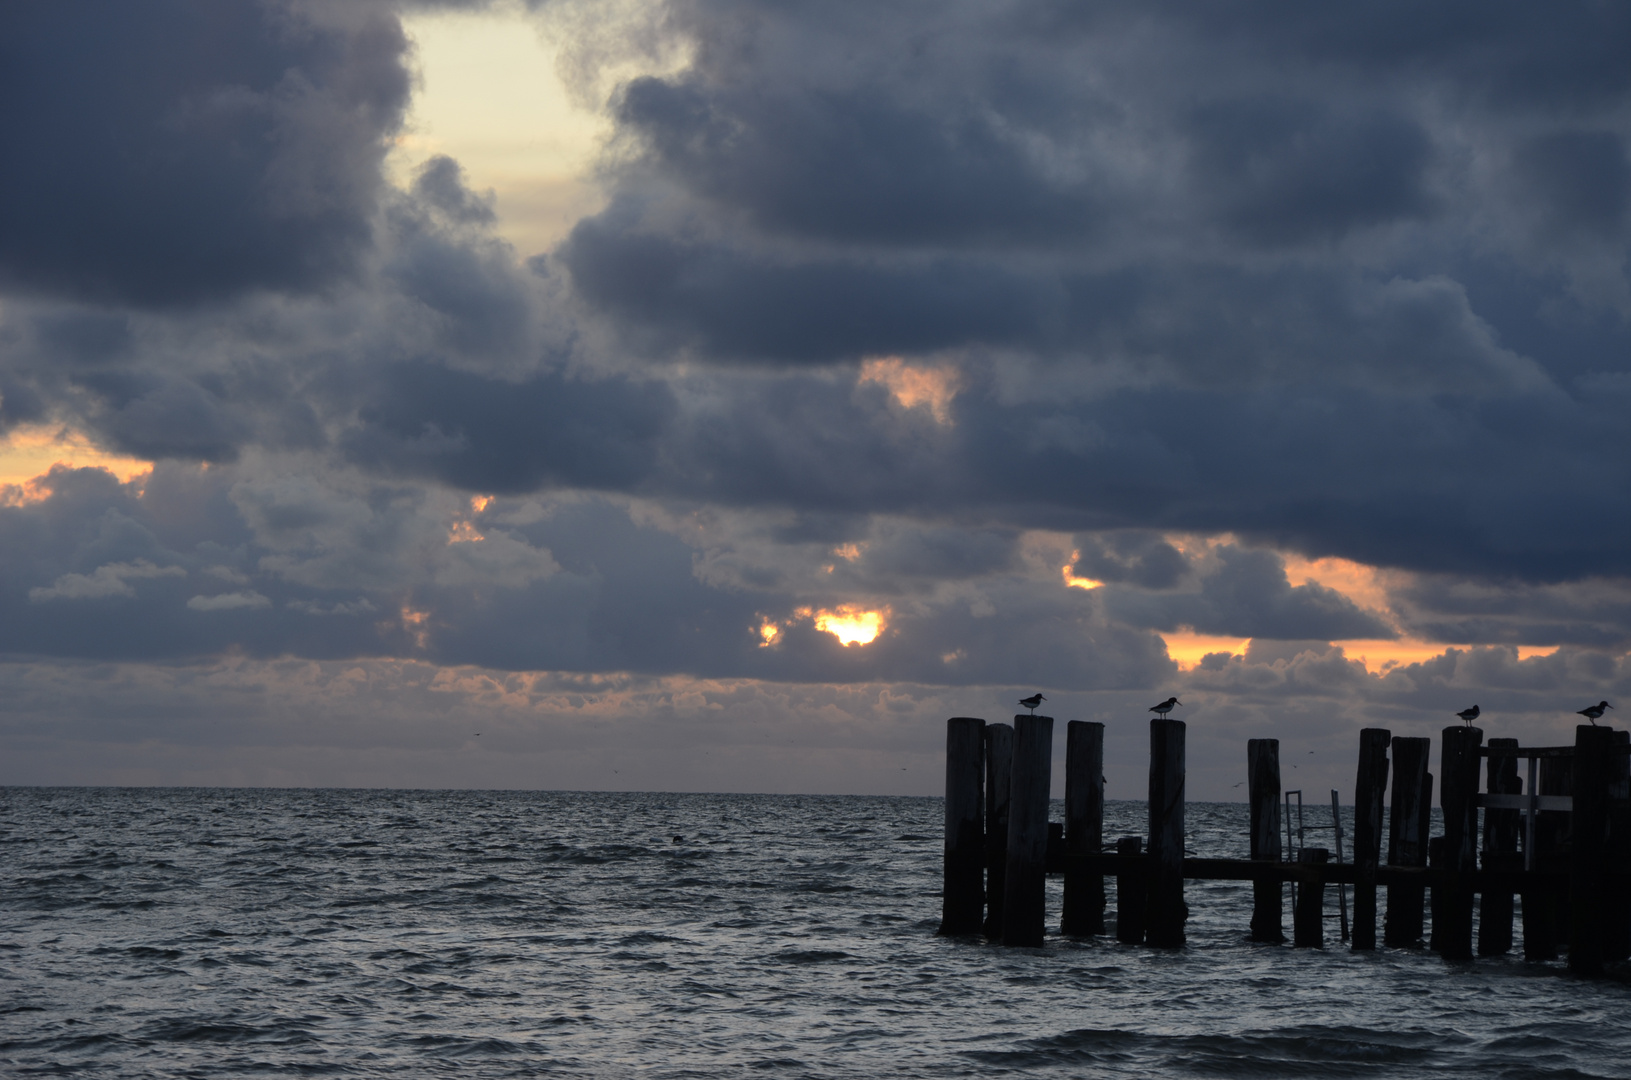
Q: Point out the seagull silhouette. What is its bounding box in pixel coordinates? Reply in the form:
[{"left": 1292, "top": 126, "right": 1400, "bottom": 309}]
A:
[
  {"left": 1456, "top": 705, "right": 1479, "bottom": 726},
  {"left": 1018, "top": 693, "right": 1046, "bottom": 714},
  {"left": 1577, "top": 701, "right": 1612, "bottom": 725},
  {"left": 1149, "top": 697, "right": 1181, "bottom": 718}
]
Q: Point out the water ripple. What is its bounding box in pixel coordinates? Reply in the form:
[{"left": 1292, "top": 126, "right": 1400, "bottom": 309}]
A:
[{"left": 3, "top": 788, "right": 1629, "bottom": 1078}]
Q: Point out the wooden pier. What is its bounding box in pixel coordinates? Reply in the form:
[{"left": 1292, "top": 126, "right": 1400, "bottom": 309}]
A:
[{"left": 938, "top": 715, "right": 1631, "bottom": 976}]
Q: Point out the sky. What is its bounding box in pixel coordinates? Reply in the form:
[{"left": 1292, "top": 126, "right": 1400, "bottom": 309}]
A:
[{"left": 3, "top": 0, "right": 1630, "bottom": 799}]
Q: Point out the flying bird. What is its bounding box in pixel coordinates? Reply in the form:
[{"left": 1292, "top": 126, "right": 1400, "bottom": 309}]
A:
[
  {"left": 1149, "top": 697, "right": 1181, "bottom": 718},
  {"left": 1577, "top": 701, "right": 1612, "bottom": 725},
  {"left": 1456, "top": 705, "right": 1479, "bottom": 726},
  {"left": 1019, "top": 693, "right": 1046, "bottom": 714}
]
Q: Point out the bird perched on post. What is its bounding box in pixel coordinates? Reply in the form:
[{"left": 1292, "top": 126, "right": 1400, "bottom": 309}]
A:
[
  {"left": 1577, "top": 701, "right": 1612, "bottom": 725},
  {"left": 1456, "top": 705, "right": 1480, "bottom": 726},
  {"left": 1149, "top": 697, "right": 1181, "bottom": 719},
  {"left": 1018, "top": 693, "right": 1046, "bottom": 714}
]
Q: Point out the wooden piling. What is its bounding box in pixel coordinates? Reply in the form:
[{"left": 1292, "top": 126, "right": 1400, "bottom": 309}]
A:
[
  {"left": 1001, "top": 714, "right": 1053, "bottom": 947},
  {"left": 1146, "top": 718, "right": 1186, "bottom": 948},
  {"left": 1062, "top": 721, "right": 1106, "bottom": 936},
  {"left": 1523, "top": 754, "right": 1572, "bottom": 959},
  {"left": 1569, "top": 724, "right": 1613, "bottom": 976},
  {"left": 938, "top": 717, "right": 986, "bottom": 936},
  {"left": 1437, "top": 725, "right": 1483, "bottom": 960},
  {"left": 982, "top": 723, "right": 1013, "bottom": 939},
  {"left": 1351, "top": 728, "right": 1390, "bottom": 951},
  {"left": 1115, "top": 836, "right": 1146, "bottom": 944},
  {"left": 1247, "top": 738, "right": 1285, "bottom": 943},
  {"left": 1607, "top": 730, "right": 1630, "bottom": 964},
  {"left": 1293, "top": 848, "right": 1329, "bottom": 947},
  {"left": 1384, "top": 737, "right": 1431, "bottom": 947},
  {"left": 1478, "top": 738, "right": 1520, "bottom": 956}
]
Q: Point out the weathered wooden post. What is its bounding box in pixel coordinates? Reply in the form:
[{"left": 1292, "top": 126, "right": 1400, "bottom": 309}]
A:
[
  {"left": 1607, "top": 730, "right": 1630, "bottom": 964},
  {"left": 1570, "top": 724, "right": 1614, "bottom": 976},
  {"left": 1115, "top": 836, "right": 1146, "bottom": 944},
  {"left": 1001, "top": 714, "right": 1053, "bottom": 947},
  {"left": 1478, "top": 738, "right": 1520, "bottom": 956},
  {"left": 1352, "top": 729, "right": 1390, "bottom": 951},
  {"left": 1247, "top": 738, "right": 1284, "bottom": 943},
  {"left": 1384, "top": 736, "right": 1431, "bottom": 947},
  {"left": 1438, "top": 725, "right": 1483, "bottom": 960},
  {"left": 1146, "top": 718, "right": 1186, "bottom": 948},
  {"left": 982, "top": 723, "right": 1013, "bottom": 939},
  {"left": 938, "top": 717, "right": 986, "bottom": 936},
  {"left": 1528, "top": 754, "right": 1573, "bottom": 958},
  {"left": 1293, "top": 848, "right": 1329, "bottom": 947},
  {"left": 1062, "top": 721, "right": 1106, "bottom": 936}
]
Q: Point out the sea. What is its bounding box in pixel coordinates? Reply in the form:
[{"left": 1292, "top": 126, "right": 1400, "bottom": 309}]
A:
[{"left": 3, "top": 788, "right": 1629, "bottom": 1078}]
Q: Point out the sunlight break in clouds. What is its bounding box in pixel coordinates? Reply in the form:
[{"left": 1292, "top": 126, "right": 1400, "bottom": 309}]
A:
[
  {"left": 396, "top": 6, "right": 606, "bottom": 255},
  {"left": 1162, "top": 632, "right": 1252, "bottom": 670},
  {"left": 0, "top": 424, "right": 152, "bottom": 500},
  {"left": 1063, "top": 552, "right": 1103, "bottom": 591},
  {"left": 858, "top": 357, "right": 961, "bottom": 424},
  {"left": 800, "top": 605, "right": 889, "bottom": 647}
]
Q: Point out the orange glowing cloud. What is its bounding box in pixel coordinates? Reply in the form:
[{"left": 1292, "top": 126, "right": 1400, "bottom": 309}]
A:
[
  {"left": 1162, "top": 631, "right": 1252, "bottom": 669},
  {"left": 0, "top": 424, "right": 152, "bottom": 504},
  {"left": 792, "top": 604, "right": 888, "bottom": 646},
  {"left": 859, "top": 357, "right": 960, "bottom": 424},
  {"left": 1062, "top": 551, "right": 1102, "bottom": 591},
  {"left": 391, "top": 605, "right": 432, "bottom": 650},
  {"left": 448, "top": 520, "right": 485, "bottom": 544},
  {"left": 1279, "top": 552, "right": 1396, "bottom": 615},
  {"left": 813, "top": 605, "right": 888, "bottom": 646}
]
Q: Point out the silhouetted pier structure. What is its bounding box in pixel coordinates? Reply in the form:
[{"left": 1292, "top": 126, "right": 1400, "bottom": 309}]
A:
[{"left": 938, "top": 716, "right": 1631, "bottom": 976}]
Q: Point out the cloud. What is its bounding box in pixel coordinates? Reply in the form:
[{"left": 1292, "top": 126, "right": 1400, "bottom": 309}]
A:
[
  {"left": 0, "top": 2, "right": 412, "bottom": 307},
  {"left": 1, "top": 0, "right": 1631, "bottom": 788},
  {"left": 188, "top": 591, "right": 272, "bottom": 612},
  {"left": 30, "top": 560, "right": 187, "bottom": 602}
]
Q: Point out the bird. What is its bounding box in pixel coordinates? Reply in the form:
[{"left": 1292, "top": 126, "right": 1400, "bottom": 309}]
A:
[
  {"left": 1456, "top": 705, "right": 1479, "bottom": 726},
  {"left": 1577, "top": 701, "right": 1612, "bottom": 725},
  {"left": 1232, "top": 782, "right": 1244, "bottom": 789},
  {"left": 1149, "top": 697, "right": 1181, "bottom": 718},
  {"left": 1019, "top": 693, "right": 1046, "bottom": 714}
]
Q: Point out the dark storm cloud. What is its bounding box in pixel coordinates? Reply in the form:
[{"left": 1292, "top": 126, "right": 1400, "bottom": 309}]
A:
[
  {"left": 4, "top": 0, "right": 1631, "bottom": 697},
  {"left": 1115, "top": 1, "right": 1631, "bottom": 107},
  {"left": 1070, "top": 533, "right": 1189, "bottom": 590},
  {"left": 556, "top": 212, "right": 1054, "bottom": 362},
  {"left": 0, "top": 1, "right": 410, "bottom": 307},
  {"left": 1094, "top": 544, "right": 1396, "bottom": 642},
  {"left": 1388, "top": 574, "right": 1631, "bottom": 650},
  {"left": 0, "top": 465, "right": 402, "bottom": 661},
  {"left": 526, "top": 0, "right": 1631, "bottom": 584},
  {"left": 1184, "top": 98, "right": 1435, "bottom": 245},
  {"left": 613, "top": 73, "right": 1100, "bottom": 245},
  {"left": 0, "top": 463, "right": 1173, "bottom": 688},
  {"left": 1512, "top": 131, "right": 1631, "bottom": 235},
  {"left": 342, "top": 361, "right": 673, "bottom": 493}
]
